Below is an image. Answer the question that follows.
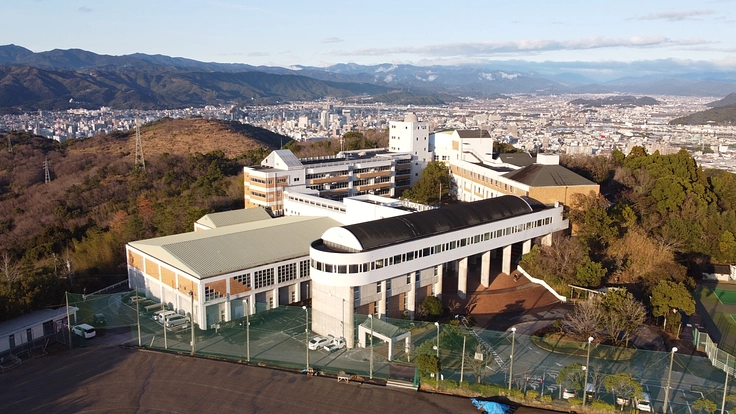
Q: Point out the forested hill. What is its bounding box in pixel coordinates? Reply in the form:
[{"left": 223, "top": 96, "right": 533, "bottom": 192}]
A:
[
  {"left": 669, "top": 103, "right": 736, "bottom": 126},
  {"left": 0, "top": 118, "right": 288, "bottom": 320}
]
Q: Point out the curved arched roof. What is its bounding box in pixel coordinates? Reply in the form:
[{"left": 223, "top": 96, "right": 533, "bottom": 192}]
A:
[{"left": 328, "top": 195, "right": 533, "bottom": 251}]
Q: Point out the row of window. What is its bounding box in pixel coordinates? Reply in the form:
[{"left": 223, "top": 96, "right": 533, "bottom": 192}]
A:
[
  {"left": 313, "top": 217, "right": 552, "bottom": 275},
  {"left": 231, "top": 260, "right": 310, "bottom": 292},
  {"left": 286, "top": 194, "right": 347, "bottom": 212}
]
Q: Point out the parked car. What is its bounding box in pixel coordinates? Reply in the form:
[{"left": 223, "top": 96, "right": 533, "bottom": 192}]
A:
[
  {"left": 72, "top": 323, "right": 96, "bottom": 339},
  {"left": 93, "top": 313, "right": 106, "bottom": 326},
  {"left": 154, "top": 310, "right": 176, "bottom": 323},
  {"left": 636, "top": 392, "right": 652, "bottom": 412},
  {"left": 616, "top": 396, "right": 631, "bottom": 407},
  {"left": 308, "top": 335, "right": 334, "bottom": 350},
  {"left": 562, "top": 388, "right": 577, "bottom": 399},
  {"left": 128, "top": 295, "right": 147, "bottom": 305},
  {"left": 165, "top": 315, "right": 187, "bottom": 328},
  {"left": 323, "top": 337, "right": 346, "bottom": 353}
]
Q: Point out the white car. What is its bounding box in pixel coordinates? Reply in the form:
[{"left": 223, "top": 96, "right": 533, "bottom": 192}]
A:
[
  {"left": 636, "top": 392, "right": 652, "bottom": 412},
  {"left": 308, "top": 335, "right": 334, "bottom": 350},
  {"left": 72, "top": 323, "right": 96, "bottom": 339},
  {"left": 323, "top": 337, "right": 346, "bottom": 353},
  {"left": 562, "top": 388, "right": 577, "bottom": 399}
]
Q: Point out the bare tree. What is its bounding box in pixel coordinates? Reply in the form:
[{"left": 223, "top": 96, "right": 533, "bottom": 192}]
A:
[
  {"left": 564, "top": 299, "right": 601, "bottom": 340},
  {"left": 1, "top": 251, "right": 20, "bottom": 282},
  {"left": 465, "top": 344, "right": 487, "bottom": 384}
]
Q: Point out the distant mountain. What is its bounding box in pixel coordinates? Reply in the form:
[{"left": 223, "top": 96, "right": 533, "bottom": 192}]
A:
[
  {"left": 669, "top": 104, "right": 736, "bottom": 126},
  {"left": 707, "top": 93, "right": 736, "bottom": 108},
  {"left": 4, "top": 44, "right": 736, "bottom": 110},
  {"left": 568, "top": 96, "right": 661, "bottom": 107},
  {"left": 0, "top": 65, "right": 393, "bottom": 111}
]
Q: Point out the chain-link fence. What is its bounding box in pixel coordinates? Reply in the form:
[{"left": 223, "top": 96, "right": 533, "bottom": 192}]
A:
[{"left": 67, "top": 290, "right": 735, "bottom": 413}]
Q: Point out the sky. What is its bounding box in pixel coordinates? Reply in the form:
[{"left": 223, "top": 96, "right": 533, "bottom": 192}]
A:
[{"left": 1, "top": 0, "right": 735, "bottom": 79}]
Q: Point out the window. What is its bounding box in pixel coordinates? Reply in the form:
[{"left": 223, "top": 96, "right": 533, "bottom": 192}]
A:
[
  {"left": 233, "top": 273, "right": 251, "bottom": 288},
  {"left": 278, "top": 263, "right": 297, "bottom": 283},
  {"left": 337, "top": 265, "right": 347, "bottom": 274},
  {"left": 407, "top": 275, "right": 411, "bottom": 284},
  {"left": 354, "top": 287, "right": 360, "bottom": 300},
  {"left": 300, "top": 260, "right": 310, "bottom": 278},
  {"left": 386, "top": 279, "right": 391, "bottom": 291},
  {"left": 349, "top": 264, "right": 358, "bottom": 273},
  {"left": 204, "top": 286, "right": 222, "bottom": 302},
  {"left": 254, "top": 268, "right": 274, "bottom": 289},
  {"left": 376, "top": 282, "right": 382, "bottom": 293}
]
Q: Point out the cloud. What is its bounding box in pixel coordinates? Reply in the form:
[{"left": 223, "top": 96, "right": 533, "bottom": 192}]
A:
[
  {"left": 248, "top": 52, "right": 269, "bottom": 57},
  {"left": 629, "top": 9, "right": 715, "bottom": 21},
  {"left": 78, "top": 6, "right": 92, "bottom": 13},
  {"left": 321, "top": 37, "right": 343, "bottom": 44},
  {"left": 330, "top": 36, "right": 711, "bottom": 58}
]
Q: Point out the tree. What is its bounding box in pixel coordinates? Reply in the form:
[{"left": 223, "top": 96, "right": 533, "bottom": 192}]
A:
[
  {"left": 557, "top": 363, "right": 587, "bottom": 395},
  {"left": 1, "top": 251, "right": 21, "bottom": 283},
  {"left": 651, "top": 280, "right": 696, "bottom": 331},
  {"left": 465, "top": 344, "right": 487, "bottom": 383},
  {"left": 421, "top": 296, "right": 443, "bottom": 317},
  {"left": 416, "top": 353, "right": 440, "bottom": 376},
  {"left": 599, "top": 288, "right": 646, "bottom": 346},
  {"left": 574, "top": 258, "right": 607, "bottom": 287},
  {"left": 439, "top": 323, "right": 478, "bottom": 352},
  {"left": 603, "top": 373, "right": 643, "bottom": 411},
  {"left": 564, "top": 300, "right": 601, "bottom": 340},
  {"left": 401, "top": 161, "right": 451, "bottom": 206},
  {"left": 692, "top": 398, "right": 718, "bottom": 414}
]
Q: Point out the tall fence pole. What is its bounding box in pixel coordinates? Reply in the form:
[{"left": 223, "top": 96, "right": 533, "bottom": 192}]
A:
[{"left": 722, "top": 354, "right": 730, "bottom": 414}]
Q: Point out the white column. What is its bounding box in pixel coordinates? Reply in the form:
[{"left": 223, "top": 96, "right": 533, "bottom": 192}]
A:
[
  {"left": 407, "top": 277, "right": 416, "bottom": 319},
  {"left": 541, "top": 233, "right": 552, "bottom": 247},
  {"left": 294, "top": 281, "right": 301, "bottom": 303},
  {"left": 481, "top": 251, "right": 491, "bottom": 288},
  {"left": 379, "top": 280, "right": 387, "bottom": 318},
  {"left": 272, "top": 288, "right": 279, "bottom": 309},
  {"left": 387, "top": 340, "right": 394, "bottom": 361},
  {"left": 435, "top": 265, "right": 444, "bottom": 300},
  {"left": 522, "top": 239, "right": 532, "bottom": 255},
  {"left": 225, "top": 293, "right": 231, "bottom": 322},
  {"left": 458, "top": 257, "right": 468, "bottom": 300},
  {"left": 249, "top": 294, "right": 256, "bottom": 315},
  {"left": 502, "top": 244, "right": 512, "bottom": 275}
]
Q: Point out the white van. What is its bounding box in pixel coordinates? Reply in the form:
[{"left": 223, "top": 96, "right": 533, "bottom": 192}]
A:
[
  {"left": 72, "top": 323, "right": 96, "bottom": 339},
  {"left": 154, "top": 310, "right": 176, "bottom": 323},
  {"left": 165, "top": 315, "right": 187, "bottom": 328},
  {"left": 636, "top": 392, "right": 652, "bottom": 412}
]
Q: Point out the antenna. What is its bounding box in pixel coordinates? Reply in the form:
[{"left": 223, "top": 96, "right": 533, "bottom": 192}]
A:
[
  {"left": 134, "top": 119, "right": 146, "bottom": 171},
  {"left": 44, "top": 157, "right": 51, "bottom": 183}
]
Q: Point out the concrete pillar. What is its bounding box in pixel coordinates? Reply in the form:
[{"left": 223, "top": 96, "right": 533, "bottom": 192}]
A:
[
  {"left": 435, "top": 265, "right": 444, "bottom": 300},
  {"left": 458, "top": 257, "right": 468, "bottom": 299},
  {"left": 407, "top": 276, "right": 416, "bottom": 319},
  {"left": 272, "top": 288, "right": 279, "bottom": 309},
  {"left": 225, "top": 294, "right": 231, "bottom": 322},
  {"left": 379, "top": 280, "right": 387, "bottom": 318},
  {"left": 294, "top": 281, "right": 301, "bottom": 303},
  {"left": 502, "top": 244, "right": 512, "bottom": 275},
  {"left": 522, "top": 239, "right": 532, "bottom": 255},
  {"left": 481, "top": 251, "right": 491, "bottom": 288},
  {"left": 388, "top": 340, "right": 394, "bottom": 361},
  {"left": 541, "top": 233, "right": 552, "bottom": 247},
  {"left": 405, "top": 337, "right": 411, "bottom": 362}
]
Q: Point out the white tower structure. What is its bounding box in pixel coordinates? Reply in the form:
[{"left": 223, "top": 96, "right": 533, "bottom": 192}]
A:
[{"left": 388, "top": 112, "right": 431, "bottom": 185}]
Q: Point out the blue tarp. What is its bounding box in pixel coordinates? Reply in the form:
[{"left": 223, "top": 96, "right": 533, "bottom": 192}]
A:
[{"left": 470, "top": 399, "right": 511, "bottom": 414}]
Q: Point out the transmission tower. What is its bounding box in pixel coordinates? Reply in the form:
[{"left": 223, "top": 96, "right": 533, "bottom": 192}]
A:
[
  {"left": 134, "top": 119, "right": 146, "bottom": 171},
  {"left": 44, "top": 157, "right": 51, "bottom": 183},
  {"left": 7, "top": 135, "right": 11, "bottom": 153}
]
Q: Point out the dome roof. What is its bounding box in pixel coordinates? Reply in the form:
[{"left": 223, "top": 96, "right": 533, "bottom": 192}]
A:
[{"left": 404, "top": 112, "right": 418, "bottom": 123}]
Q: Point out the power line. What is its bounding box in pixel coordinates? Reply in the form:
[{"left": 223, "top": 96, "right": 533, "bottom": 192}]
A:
[
  {"left": 134, "top": 119, "right": 146, "bottom": 171},
  {"left": 44, "top": 157, "right": 51, "bottom": 183}
]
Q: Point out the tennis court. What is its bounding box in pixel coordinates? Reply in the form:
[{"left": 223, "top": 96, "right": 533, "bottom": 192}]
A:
[{"left": 714, "top": 288, "right": 736, "bottom": 305}]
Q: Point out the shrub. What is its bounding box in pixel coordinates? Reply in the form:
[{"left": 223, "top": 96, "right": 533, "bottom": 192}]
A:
[
  {"left": 459, "top": 381, "right": 471, "bottom": 390},
  {"left": 508, "top": 388, "right": 524, "bottom": 399},
  {"left": 591, "top": 400, "right": 616, "bottom": 411},
  {"left": 540, "top": 395, "right": 552, "bottom": 403},
  {"left": 443, "top": 379, "right": 459, "bottom": 390},
  {"left": 568, "top": 397, "right": 584, "bottom": 406},
  {"left": 526, "top": 390, "right": 540, "bottom": 400}
]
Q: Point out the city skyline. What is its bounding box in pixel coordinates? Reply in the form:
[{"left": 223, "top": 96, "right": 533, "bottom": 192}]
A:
[{"left": 1, "top": 0, "right": 735, "bottom": 80}]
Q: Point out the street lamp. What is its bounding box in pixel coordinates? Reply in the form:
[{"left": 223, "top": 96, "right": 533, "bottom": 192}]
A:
[
  {"left": 369, "top": 314, "right": 374, "bottom": 379},
  {"left": 663, "top": 347, "right": 678, "bottom": 414},
  {"left": 435, "top": 321, "right": 440, "bottom": 389},
  {"left": 509, "top": 327, "right": 516, "bottom": 390},
  {"left": 303, "top": 306, "right": 309, "bottom": 371},
  {"left": 583, "top": 336, "right": 593, "bottom": 408}
]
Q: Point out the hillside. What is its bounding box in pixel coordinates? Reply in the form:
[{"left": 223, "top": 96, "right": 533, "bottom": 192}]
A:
[
  {"left": 0, "top": 118, "right": 288, "bottom": 320},
  {"left": 568, "top": 95, "right": 660, "bottom": 107},
  {"left": 669, "top": 104, "right": 736, "bottom": 125},
  {"left": 0, "top": 65, "right": 394, "bottom": 111},
  {"left": 707, "top": 93, "right": 736, "bottom": 108}
]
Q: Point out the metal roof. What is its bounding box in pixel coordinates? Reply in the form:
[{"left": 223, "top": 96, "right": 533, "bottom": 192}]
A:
[
  {"left": 0, "top": 307, "right": 72, "bottom": 337},
  {"left": 129, "top": 216, "right": 340, "bottom": 279},
  {"left": 337, "top": 196, "right": 532, "bottom": 251},
  {"left": 503, "top": 164, "right": 597, "bottom": 187},
  {"left": 273, "top": 150, "right": 303, "bottom": 168},
  {"left": 195, "top": 208, "right": 272, "bottom": 229},
  {"left": 499, "top": 153, "right": 535, "bottom": 167},
  {"left": 456, "top": 129, "right": 492, "bottom": 139}
]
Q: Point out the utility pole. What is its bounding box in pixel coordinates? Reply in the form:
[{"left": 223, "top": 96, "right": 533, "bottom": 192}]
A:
[
  {"left": 44, "top": 157, "right": 51, "bottom": 183},
  {"left": 134, "top": 119, "right": 145, "bottom": 171}
]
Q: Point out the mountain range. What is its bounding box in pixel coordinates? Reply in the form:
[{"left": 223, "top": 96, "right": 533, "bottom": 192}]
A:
[{"left": 2, "top": 45, "right": 736, "bottom": 111}]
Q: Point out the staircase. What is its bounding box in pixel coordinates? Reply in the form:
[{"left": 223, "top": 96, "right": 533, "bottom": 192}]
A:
[{"left": 461, "top": 317, "right": 506, "bottom": 370}]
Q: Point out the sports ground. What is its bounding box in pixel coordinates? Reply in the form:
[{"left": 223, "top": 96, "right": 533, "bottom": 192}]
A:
[{"left": 694, "top": 282, "right": 736, "bottom": 355}]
